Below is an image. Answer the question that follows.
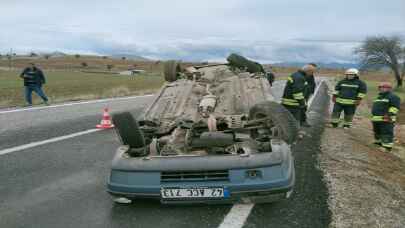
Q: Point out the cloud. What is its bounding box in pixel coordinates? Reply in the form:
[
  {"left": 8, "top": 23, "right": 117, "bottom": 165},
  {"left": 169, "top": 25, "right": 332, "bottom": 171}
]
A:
[{"left": 0, "top": 0, "right": 404, "bottom": 62}]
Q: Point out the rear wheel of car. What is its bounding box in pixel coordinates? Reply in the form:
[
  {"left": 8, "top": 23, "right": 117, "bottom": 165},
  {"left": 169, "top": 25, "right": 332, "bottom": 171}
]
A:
[
  {"left": 112, "top": 112, "right": 146, "bottom": 149},
  {"left": 249, "top": 101, "right": 298, "bottom": 144},
  {"left": 163, "top": 60, "right": 181, "bottom": 82}
]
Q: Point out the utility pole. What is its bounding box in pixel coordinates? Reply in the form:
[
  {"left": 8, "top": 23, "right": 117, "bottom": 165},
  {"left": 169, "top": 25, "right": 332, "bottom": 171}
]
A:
[{"left": 8, "top": 48, "right": 13, "bottom": 70}]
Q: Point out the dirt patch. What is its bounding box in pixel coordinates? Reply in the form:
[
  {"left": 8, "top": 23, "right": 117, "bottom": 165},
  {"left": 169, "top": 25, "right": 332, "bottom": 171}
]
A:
[{"left": 320, "top": 117, "right": 405, "bottom": 228}]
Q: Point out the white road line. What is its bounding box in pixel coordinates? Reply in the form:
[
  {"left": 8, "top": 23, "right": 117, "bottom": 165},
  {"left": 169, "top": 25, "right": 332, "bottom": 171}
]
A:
[
  {"left": 0, "top": 94, "right": 154, "bottom": 114},
  {"left": 0, "top": 129, "right": 102, "bottom": 156},
  {"left": 218, "top": 204, "right": 255, "bottom": 228}
]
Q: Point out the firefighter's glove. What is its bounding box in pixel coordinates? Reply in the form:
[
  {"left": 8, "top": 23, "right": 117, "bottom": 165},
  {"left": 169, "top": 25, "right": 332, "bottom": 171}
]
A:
[{"left": 383, "top": 115, "right": 392, "bottom": 123}]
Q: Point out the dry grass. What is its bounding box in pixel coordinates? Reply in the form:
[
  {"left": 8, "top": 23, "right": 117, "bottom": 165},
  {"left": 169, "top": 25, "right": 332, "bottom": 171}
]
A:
[
  {"left": 0, "top": 70, "right": 164, "bottom": 108},
  {"left": 0, "top": 56, "right": 165, "bottom": 74}
]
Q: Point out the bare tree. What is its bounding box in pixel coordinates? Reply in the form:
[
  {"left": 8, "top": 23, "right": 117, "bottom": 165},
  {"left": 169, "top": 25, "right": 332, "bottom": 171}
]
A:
[
  {"left": 107, "top": 64, "right": 114, "bottom": 71},
  {"left": 355, "top": 36, "right": 405, "bottom": 87}
]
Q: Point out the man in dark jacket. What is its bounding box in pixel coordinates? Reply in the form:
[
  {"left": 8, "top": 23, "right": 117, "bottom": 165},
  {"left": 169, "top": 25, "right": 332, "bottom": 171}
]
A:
[
  {"left": 371, "top": 82, "right": 401, "bottom": 151},
  {"left": 20, "top": 63, "right": 49, "bottom": 106},
  {"left": 265, "top": 67, "right": 275, "bottom": 86},
  {"left": 301, "top": 63, "right": 317, "bottom": 126},
  {"left": 331, "top": 68, "right": 367, "bottom": 128},
  {"left": 304, "top": 63, "right": 317, "bottom": 100},
  {"left": 281, "top": 64, "right": 316, "bottom": 126}
]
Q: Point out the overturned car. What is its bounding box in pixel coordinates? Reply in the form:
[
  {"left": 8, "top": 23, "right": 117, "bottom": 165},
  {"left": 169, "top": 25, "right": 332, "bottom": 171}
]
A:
[{"left": 107, "top": 56, "right": 298, "bottom": 204}]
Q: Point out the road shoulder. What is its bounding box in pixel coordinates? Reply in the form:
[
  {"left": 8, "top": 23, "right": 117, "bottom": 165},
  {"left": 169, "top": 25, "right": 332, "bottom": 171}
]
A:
[{"left": 320, "top": 117, "right": 405, "bottom": 227}]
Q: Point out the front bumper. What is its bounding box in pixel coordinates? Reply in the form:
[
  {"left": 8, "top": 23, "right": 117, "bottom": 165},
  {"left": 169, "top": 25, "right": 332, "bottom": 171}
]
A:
[
  {"left": 107, "top": 157, "right": 295, "bottom": 204},
  {"left": 107, "top": 174, "right": 294, "bottom": 204}
]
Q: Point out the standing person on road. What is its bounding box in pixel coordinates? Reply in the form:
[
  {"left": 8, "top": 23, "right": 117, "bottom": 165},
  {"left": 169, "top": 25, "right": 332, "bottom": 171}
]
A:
[
  {"left": 331, "top": 68, "right": 367, "bottom": 128},
  {"left": 281, "top": 64, "right": 316, "bottom": 127},
  {"left": 265, "top": 66, "right": 275, "bottom": 86},
  {"left": 304, "top": 63, "right": 317, "bottom": 100},
  {"left": 371, "top": 82, "right": 401, "bottom": 151},
  {"left": 301, "top": 63, "right": 318, "bottom": 127},
  {"left": 20, "top": 63, "right": 49, "bottom": 106}
]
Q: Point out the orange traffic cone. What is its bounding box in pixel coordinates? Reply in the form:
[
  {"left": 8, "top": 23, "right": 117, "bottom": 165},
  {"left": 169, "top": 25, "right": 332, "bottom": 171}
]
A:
[{"left": 96, "top": 108, "right": 115, "bottom": 129}]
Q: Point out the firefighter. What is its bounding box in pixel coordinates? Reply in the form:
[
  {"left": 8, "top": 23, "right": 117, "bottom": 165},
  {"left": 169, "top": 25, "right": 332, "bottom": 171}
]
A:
[
  {"left": 331, "top": 68, "right": 367, "bottom": 128},
  {"left": 282, "top": 64, "right": 316, "bottom": 126},
  {"left": 371, "top": 82, "right": 401, "bottom": 151},
  {"left": 265, "top": 67, "right": 275, "bottom": 86},
  {"left": 301, "top": 63, "right": 318, "bottom": 127}
]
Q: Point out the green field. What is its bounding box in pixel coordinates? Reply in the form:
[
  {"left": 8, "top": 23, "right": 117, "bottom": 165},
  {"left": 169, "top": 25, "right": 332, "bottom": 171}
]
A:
[{"left": 0, "top": 70, "right": 165, "bottom": 108}]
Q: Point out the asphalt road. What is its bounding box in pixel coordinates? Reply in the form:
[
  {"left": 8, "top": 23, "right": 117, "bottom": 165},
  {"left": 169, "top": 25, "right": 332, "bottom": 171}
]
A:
[{"left": 0, "top": 81, "right": 331, "bottom": 228}]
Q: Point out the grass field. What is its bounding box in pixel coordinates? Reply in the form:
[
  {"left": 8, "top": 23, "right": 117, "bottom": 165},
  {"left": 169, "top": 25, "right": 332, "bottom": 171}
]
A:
[
  {"left": 1, "top": 56, "right": 404, "bottom": 114},
  {"left": 0, "top": 70, "right": 164, "bottom": 108}
]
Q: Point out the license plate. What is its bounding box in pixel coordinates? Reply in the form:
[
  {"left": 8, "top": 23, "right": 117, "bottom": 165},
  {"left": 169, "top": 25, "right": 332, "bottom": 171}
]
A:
[{"left": 161, "top": 187, "right": 228, "bottom": 199}]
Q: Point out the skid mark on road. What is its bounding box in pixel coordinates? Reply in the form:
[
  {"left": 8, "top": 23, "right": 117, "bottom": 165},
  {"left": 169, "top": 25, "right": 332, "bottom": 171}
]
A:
[
  {"left": 0, "top": 129, "right": 102, "bottom": 156},
  {"left": 0, "top": 94, "right": 154, "bottom": 114},
  {"left": 218, "top": 204, "right": 254, "bottom": 228}
]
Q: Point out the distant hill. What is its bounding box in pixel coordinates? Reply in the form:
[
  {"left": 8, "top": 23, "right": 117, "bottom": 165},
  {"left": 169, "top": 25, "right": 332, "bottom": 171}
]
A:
[
  {"left": 271, "top": 61, "right": 360, "bottom": 69},
  {"left": 48, "top": 51, "right": 67, "bottom": 57},
  {"left": 111, "top": 54, "right": 150, "bottom": 61}
]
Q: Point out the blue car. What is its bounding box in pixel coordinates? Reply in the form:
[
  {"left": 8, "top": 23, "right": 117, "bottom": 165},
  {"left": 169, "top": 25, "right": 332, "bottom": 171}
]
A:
[{"left": 107, "top": 61, "right": 298, "bottom": 204}]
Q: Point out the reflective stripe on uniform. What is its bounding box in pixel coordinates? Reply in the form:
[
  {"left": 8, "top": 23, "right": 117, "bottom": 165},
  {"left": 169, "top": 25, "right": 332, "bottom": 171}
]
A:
[
  {"left": 371, "top": 115, "right": 397, "bottom": 122},
  {"left": 374, "top": 99, "right": 389, "bottom": 102},
  {"left": 343, "top": 120, "right": 352, "bottom": 126},
  {"left": 381, "top": 142, "right": 393, "bottom": 148},
  {"left": 293, "top": 92, "right": 304, "bottom": 100},
  {"left": 371, "top": 116, "right": 384, "bottom": 121},
  {"left": 341, "top": 84, "right": 359, "bottom": 88},
  {"left": 287, "top": 77, "right": 293, "bottom": 83},
  {"left": 336, "top": 98, "right": 356, "bottom": 105},
  {"left": 357, "top": 93, "right": 366, "bottom": 98},
  {"left": 331, "top": 118, "right": 340, "bottom": 124},
  {"left": 389, "top": 106, "right": 399, "bottom": 114},
  {"left": 282, "top": 98, "right": 299, "bottom": 106},
  {"left": 333, "top": 91, "right": 339, "bottom": 95}
]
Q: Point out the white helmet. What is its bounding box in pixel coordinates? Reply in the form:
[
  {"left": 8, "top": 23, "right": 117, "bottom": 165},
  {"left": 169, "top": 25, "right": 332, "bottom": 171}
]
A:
[{"left": 345, "top": 68, "right": 359, "bottom": 76}]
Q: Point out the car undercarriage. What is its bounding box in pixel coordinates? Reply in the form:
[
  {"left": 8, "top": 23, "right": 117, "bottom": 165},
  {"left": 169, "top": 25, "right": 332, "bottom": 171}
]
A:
[{"left": 107, "top": 55, "right": 298, "bottom": 204}]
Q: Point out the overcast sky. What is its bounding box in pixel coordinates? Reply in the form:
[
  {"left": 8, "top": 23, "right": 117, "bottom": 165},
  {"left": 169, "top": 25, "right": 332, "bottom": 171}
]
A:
[{"left": 0, "top": 0, "right": 404, "bottom": 63}]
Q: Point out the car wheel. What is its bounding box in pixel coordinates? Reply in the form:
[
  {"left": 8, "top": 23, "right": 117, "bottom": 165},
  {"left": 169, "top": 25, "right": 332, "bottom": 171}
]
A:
[
  {"left": 163, "top": 60, "right": 181, "bottom": 82},
  {"left": 112, "top": 112, "right": 146, "bottom": 149},
  {"left": 249, "top": 101, "right": 299, "bottom": 144}
]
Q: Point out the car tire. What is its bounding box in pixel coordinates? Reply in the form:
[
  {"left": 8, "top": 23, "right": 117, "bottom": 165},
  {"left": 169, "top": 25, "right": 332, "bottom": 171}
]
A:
[
  {"left": 163, "top": 60, "right": 180, "bottom": 82},
  {"left": 112, "top": 112, "right": 146, "bottom": 149},
  {"left": 249, "top": 101, "right": 298, "bottom": 144}
]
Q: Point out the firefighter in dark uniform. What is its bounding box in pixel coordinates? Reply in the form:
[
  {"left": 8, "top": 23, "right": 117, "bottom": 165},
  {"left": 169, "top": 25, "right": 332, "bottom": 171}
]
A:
[
  {"left": 331, "top": 68, "right": 367, "bottom": 128},
  {"left": 371, "top": 82, "right": 401, "bottom": 151},
  {"left": 265, "top": 69, "right": 275, "bottom": 86},
  {"left": 282, "top": 64, "right": 316, "bottom": 126},
  {"left": 301, "top": 63, "right": 317, "bottom": 127}
]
